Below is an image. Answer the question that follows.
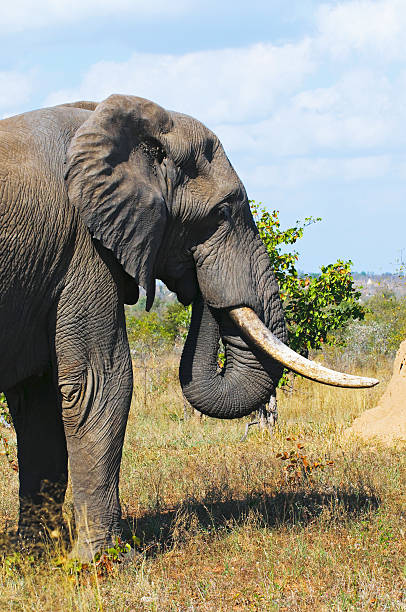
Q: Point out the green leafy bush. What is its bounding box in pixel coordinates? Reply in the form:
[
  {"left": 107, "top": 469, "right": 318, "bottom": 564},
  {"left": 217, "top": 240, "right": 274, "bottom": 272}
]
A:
[
  {"left": 250, "top": 201, "right": 365, "bottom": 356},
  {"left": 0, "top": 393, "right": 10, "bottom": 426}
]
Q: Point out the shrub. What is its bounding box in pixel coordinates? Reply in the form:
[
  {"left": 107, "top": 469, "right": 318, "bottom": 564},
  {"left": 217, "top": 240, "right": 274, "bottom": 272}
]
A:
[{"left": 250, "top": 201, "right": 365, "bottom": 356}]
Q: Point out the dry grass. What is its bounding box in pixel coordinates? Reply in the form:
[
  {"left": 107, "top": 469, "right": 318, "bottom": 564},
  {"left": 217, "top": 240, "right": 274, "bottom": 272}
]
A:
[{"left": 0, "top": 353, "right": 405, "bottom": 611}]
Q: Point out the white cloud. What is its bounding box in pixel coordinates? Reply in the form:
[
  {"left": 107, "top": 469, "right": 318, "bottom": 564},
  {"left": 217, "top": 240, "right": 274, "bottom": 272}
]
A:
[
  {"left": 0, "top": 71, "right": 34, "bottom": 115},
  {"left": 317, "top": 0, "right": 406, "bottom": 60},
  {"left": 245, "top": 155, "right": 394, "bottom": 190},
  {"left": 0, "top": 0, "right": 189, "bottom": 32},
  {"left": 44, "top": 41, "right": 315, "bottom": 125},
  {"left": 38, "top": 0, "right": 406, "bottom": 199},
  {"left": 294, "top": 69, "right": 392, "bottom": 115},
  {"left": 43, "top": 2, "right": 406, "bottom": 164},
  {"left": 215, "top": 67, "right": 406, "bottom": 160}
]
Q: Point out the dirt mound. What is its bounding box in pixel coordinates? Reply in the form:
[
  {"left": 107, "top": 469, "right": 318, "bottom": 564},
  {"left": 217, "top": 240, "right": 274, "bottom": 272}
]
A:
[{"left": 345, "top": 340, "right": 406, "bottom": 446}]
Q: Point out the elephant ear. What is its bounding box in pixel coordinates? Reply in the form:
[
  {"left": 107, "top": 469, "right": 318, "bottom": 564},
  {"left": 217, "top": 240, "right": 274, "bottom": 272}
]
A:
[{"left": 65, "top": 94, "right": 174, "bottom": 308}]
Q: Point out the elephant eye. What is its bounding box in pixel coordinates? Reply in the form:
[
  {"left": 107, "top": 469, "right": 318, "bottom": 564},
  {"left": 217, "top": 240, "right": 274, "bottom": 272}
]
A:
[
  {"left": 217, "top": 204, "right": 231, "bottom": 222},
  {"left": 140, "top": 139, "right": 166, "bottom": 164}
]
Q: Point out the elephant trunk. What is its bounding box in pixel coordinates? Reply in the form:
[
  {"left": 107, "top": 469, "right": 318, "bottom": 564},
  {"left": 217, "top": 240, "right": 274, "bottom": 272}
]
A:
[
  {"left": 179, "top": 294, "right": 282, "bottom": 419},
  {"left": 179, "top": 297, "right": 379, "bottom": 420}
]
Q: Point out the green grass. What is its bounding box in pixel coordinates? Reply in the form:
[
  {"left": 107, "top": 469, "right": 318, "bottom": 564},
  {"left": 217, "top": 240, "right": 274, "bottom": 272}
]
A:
[{"left": 0, "top": 353, "right": 404, "bottom": 610}]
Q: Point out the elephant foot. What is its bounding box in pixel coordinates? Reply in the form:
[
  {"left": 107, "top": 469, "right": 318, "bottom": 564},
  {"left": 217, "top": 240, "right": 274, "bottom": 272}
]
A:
[{"left": 68, "top": 537, "right": 136, "bottom": 566}]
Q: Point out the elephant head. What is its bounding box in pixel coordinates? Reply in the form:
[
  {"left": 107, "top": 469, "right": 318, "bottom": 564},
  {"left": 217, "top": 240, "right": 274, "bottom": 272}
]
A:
[{"left": 65, "top": 94, "right": 377, "bottom": 420}]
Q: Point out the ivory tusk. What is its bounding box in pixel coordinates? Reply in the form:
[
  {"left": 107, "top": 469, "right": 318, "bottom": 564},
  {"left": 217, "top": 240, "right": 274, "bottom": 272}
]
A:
[{"left": 229, "top": 307, "right": 379, "bottom": 389}]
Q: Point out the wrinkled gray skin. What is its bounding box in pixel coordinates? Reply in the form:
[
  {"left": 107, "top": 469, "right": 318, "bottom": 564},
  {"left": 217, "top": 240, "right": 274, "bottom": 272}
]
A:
[{"left": 0, "top": 95, "right": 286, "bottom": 560}]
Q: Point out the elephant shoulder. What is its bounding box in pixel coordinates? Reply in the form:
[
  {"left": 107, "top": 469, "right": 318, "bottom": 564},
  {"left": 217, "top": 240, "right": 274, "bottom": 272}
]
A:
[
  {"left": 0, "top": 105, "right": 93, "bottom": 152},
  {"left": 0, "top": 106, "right": 94, "bottom": 182},
  {"left": 0, "top": 110, "right": 83, "bottom": 232}
]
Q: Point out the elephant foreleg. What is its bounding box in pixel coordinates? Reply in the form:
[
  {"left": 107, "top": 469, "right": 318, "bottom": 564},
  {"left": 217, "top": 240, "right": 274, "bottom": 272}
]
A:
[
  {"left": 55, "top": 310, "right": 133, "bottom": 562},
  {"left": 5, "top": 370, "right": 68, "bottom": 541}
]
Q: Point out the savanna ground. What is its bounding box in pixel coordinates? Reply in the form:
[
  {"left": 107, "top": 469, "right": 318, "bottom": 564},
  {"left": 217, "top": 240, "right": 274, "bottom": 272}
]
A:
[{"left": 0, "top": 343, "right": 405, "bottom": 611}]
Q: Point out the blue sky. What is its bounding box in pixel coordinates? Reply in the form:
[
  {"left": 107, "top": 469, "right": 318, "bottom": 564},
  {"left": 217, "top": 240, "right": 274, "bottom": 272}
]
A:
[{"left": 1, "top": 0, "right": 405, "bottom": 273}]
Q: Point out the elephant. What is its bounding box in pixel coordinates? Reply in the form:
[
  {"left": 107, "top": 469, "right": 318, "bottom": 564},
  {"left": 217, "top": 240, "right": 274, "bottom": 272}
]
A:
[{"left": 0, "top": 94, "right": 377, "bottom": 561}]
